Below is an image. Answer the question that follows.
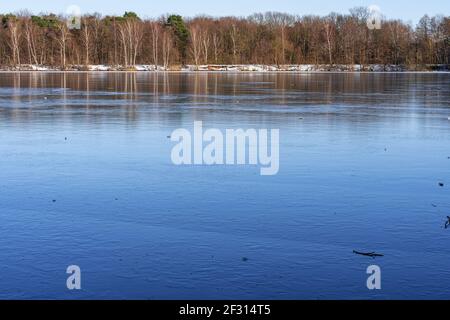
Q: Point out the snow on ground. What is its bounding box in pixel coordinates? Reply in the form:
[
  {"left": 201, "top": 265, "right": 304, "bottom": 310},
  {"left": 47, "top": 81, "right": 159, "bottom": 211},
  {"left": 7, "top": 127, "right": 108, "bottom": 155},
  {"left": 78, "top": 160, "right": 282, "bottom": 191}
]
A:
[
  {"left": 30, "top": 65, "right": 53, "bottom": 71},
  {"left": 87, "top": 65, "right": 110, "bottom": 71},
  {"left": 1, "top": 64, "right": 447, "bottom": 72}
]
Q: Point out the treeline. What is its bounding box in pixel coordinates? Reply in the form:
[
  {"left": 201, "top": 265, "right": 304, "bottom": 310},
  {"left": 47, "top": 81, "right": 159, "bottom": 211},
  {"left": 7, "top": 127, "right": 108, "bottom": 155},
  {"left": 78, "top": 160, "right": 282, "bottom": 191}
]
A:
[{"left": 0, "top": 8, "right": 449, "bottom": 69}]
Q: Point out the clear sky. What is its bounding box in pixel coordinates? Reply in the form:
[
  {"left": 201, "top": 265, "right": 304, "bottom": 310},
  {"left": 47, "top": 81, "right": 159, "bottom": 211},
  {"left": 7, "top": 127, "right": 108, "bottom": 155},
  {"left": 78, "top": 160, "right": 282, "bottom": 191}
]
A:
[{"left": 1, "top": 0, "right": 448, "bottom": 24}]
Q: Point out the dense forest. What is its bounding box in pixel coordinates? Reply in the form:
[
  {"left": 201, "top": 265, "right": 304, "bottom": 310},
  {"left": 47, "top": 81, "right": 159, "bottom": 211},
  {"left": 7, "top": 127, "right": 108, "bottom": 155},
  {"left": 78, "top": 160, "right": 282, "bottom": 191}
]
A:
[{"left": 0, "top": 8, "right": 449, "bottom": 69}]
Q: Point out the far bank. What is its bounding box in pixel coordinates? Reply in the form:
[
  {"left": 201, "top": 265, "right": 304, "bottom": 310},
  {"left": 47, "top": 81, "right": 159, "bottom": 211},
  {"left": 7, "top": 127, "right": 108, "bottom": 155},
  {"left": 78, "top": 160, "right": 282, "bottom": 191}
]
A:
[{"left": 1, "top": 64, "right": 449, "bottom": 72}]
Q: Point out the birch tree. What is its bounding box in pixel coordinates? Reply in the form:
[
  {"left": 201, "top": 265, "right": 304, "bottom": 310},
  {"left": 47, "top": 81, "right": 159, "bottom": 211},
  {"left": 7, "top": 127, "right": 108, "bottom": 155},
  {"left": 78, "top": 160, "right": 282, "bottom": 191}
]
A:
[
  {"left": 81, "top": 17, "right": 91, "bottom": 65},
  {"left": 56, "top": 21, "right": 70, "bottom": 69},
  {"left": 150, "top": 21, "right": 161, "bottom": 69},
  {"left": 3, "top": 15, "right": 22, "bottom": 65},
  {"left": 162, "top": 30, "right": 172, "bottom": 69},
  {"left": 189, "top": 24, "right": 202, "bottom": 67}
]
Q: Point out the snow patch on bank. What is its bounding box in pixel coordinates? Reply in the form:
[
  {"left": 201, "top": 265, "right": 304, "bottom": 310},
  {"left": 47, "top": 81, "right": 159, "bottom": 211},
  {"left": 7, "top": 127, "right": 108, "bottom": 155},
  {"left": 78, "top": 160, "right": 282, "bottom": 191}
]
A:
[{"left": 1, "top": 64, "right": 448, "bottom": 72}]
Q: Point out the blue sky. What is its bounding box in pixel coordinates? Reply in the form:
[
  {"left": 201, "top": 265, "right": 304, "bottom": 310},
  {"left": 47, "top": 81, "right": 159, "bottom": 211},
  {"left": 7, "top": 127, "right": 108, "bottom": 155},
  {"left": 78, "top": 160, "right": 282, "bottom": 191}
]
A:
[{"left": 1, "top": 0, "right": 448, "bottom": 24}]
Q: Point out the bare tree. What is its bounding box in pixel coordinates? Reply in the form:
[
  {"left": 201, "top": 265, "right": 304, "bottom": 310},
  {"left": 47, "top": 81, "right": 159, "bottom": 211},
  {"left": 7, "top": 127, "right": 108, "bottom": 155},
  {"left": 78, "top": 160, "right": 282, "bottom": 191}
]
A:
[
  {"left": 117, "top": 22, "right": 129, "bottom": 66},
  {"left": 131, "top": 20, "right": 144, "bottom": 66},
  {"left": 150, "top": 21, "right": 161, "bottom": 69},
  {"left": 23, "top": 17, "right": 39, "bottom": 65},
  {"left": 212, "top": 32, "right": 220, "bottom": 63},
  {"left": 118, "top": 16, "right": 144, "bottom": 67},
  {"left": 264, "top": 12, "right": 294, "bottom": 64},
  {"left": 324, "top": 17, "right": 335, "bottom": 65},
  {"left": 5, "top": 16, "right": 22, "bottom": 66},
  {"left": 92, "top": 14, "right": 102, "bottom": 64},
  {"left": 56, "top": 21, "right": 70, "bottom": 69},
  {"left": 201, "top": 30, "right": 210, "bottom": 64},
  {"left": 81, "top": 17, "right": 91, "bottom": 65},
  {"left": 230, "top": 23, "right": 238, "bottom": 64},
  {"left": 189, "top": 24, "right": 202, "bottom": 67},
  {"left": 162, "top": 30, "right": 172, "bottom": 69}
]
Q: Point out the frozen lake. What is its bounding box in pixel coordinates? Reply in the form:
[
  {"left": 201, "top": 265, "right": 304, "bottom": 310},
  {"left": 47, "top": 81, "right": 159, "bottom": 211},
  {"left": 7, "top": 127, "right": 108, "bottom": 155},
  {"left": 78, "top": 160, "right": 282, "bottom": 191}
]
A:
[{"left": 0, "top": 72, "right": 449, "bottom": 299}]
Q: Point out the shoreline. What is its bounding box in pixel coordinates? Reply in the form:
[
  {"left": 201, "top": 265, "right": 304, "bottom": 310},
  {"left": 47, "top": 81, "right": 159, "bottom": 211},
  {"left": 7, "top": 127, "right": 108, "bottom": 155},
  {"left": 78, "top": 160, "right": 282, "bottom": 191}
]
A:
[
  {"left": 1, "top": 71, "right": 450, "bottom": 74},
  {"left": 1, "top": 64, "right": 449, "bottom": 73}
]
